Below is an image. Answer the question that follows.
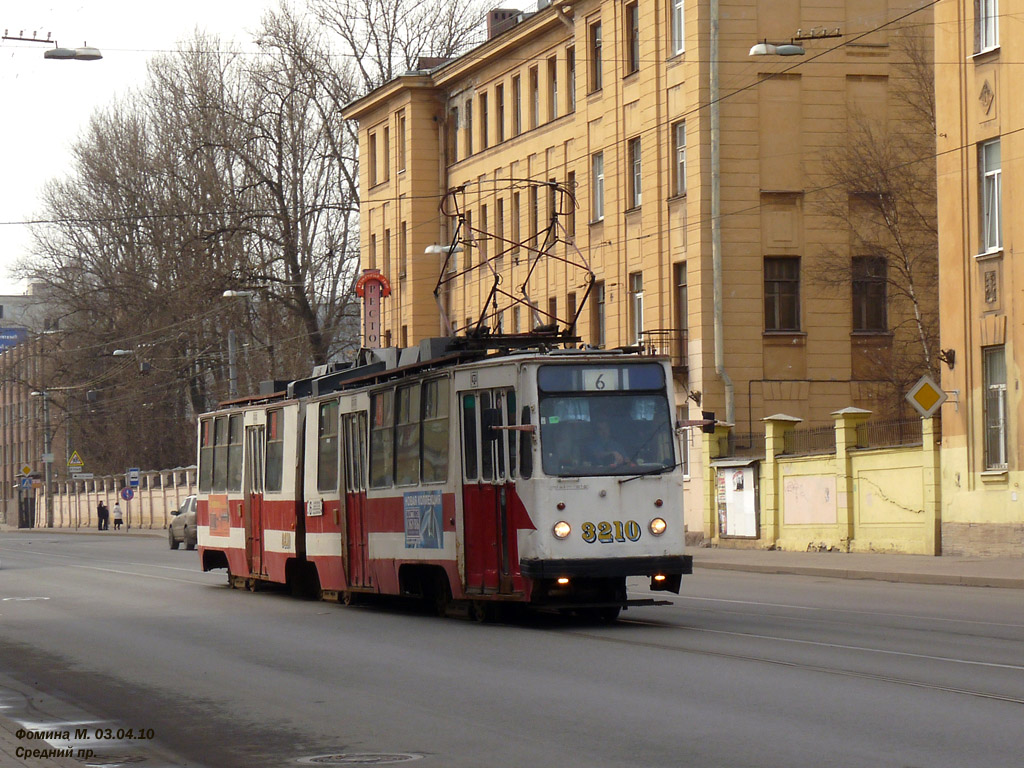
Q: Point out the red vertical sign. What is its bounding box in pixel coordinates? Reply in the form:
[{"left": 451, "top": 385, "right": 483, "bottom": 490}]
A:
[{"left": 355, "top": 269, "right": 392, "bottom": 349}]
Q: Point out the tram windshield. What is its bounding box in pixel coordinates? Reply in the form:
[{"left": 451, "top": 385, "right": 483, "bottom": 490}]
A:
[{"left": 537, "top": 363, "right": 675, "bottom": 477}]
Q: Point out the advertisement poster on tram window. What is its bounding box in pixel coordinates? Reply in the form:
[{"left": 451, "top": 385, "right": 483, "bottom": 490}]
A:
[
  {"left": 208, "top": 495, "right": 231, "bottom": 537},
  {"left": 404, "top": 490, "right": 443, "bottom": 549}
]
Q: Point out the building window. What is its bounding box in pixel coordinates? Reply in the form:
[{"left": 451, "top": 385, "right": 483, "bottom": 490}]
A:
[
  {"left": 464, "top": 98, "right": 473, "bottom": 156},
  {"left": 592, "top": 280, "right": 606, "bottom": 347},
  {"left": 529, "top": 66, "right": 539, "bottom": 129},
  {"left": 567, "top": 171, "right": 576, "bottom": 237},
  {"left": 629, "top": 272, "right": 644, "bottom": 345},
  {"left": 673, "top": 121, "right": 687, "bottom": 196},
  {"left": 625, "top": 2, "right": 640, "bottom": 75},
  {"left": 369, "top": 233, "right": 377, "bottom": 270},
  {"left": 480, "top": 204, "right": 488, "bottom": 263},
  {"left": 976, "top": 0, "right": 998, "bottom": 52},
  {"left": 479, "top": 93, "right": 489, "bottom": 150},
  {"left": 512, "top": 75, "right": 522, "bottom": 136},
  {"left": 399, "top": 222, "right": 408, "bottom": 278},
  {"left": 448, "top": 107, "right": 458, "bottom": 162},
  {"left": 627, "top": 137, "right": 642, "bottom": 209},
  {"left": 852, "top": 256, "right": 887, "bottom": 332},
  {"left": 983, "top": 345, "right": 1007, "bottom": 470},
  {"left": 567, "top": 291, "right": 577, "bottom": 332},
  {"left": 566, "top": 46, "right": 576, "bottom": 112},
  {"left": 368, "top": 132, "right": 378, "bottom": 186},
  {"left": 591, "top": 152, "right": 604, "bottom": 221},
  {"left": 496, "top": 84, "right": 505, "bottom": 142},
  {"left": 764, "top": 257, "right": 800, "bottom": 331},
  {"left": 512, "top": 191, "right": 521, "bottom": 250},
  {"left": 589, "top": 21, "right": 603, "bottom": 92},
  {"left": 383, "top": 228, "right": 391, "bottom": 278},
  {"left": 671, "top": 0, "right": 685, "bottom": 55},
  {"left": 674, "top": 263, "right": 687, "bottom": 328},
  {"left": 397, "top": 111, "right": 406, "bottom": 172},
  {"left": 981, "top": 139, "right": 1001, "bottom": 253},
  {"left": 496, "top": 198, "right": 505, "bottom": 259},
  {"left": 529, "top": 185, "right": 539, "bottom": 247},
  {"left": 547, "top": 296, "right": 557, "bottom": 327},
  {"left": 548, "top": 56, "right": 558, "bottom": 121}
]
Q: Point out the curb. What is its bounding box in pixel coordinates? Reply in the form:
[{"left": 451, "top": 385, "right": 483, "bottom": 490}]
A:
[{"left": 694, "top": 560, "right": 1024, "bottom": 589}]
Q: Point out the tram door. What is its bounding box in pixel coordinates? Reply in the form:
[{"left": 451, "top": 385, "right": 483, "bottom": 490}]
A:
[
  {"left": 461, "top": 388, "right": 516, "bottom": 594},
  {"left": 245, "top": 425, "right": 266, "bottom": 576},
  {"left": 342, "top": 412, "right": 370, "bottom": 587}
]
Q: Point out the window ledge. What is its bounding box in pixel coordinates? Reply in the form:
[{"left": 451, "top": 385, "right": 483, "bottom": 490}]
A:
[
  {"left": 668, "top": 192, "right": 687, "bottom": 203},
  {"left": 980, "top": 469, "right": 1008, "bottom": 482},
  {"left": 972, "top": 45, "right": 1000, "bottom": 62},
  {"left": 589, "top": 217, "right": 605, "bottom": 226},
  {"left": 975, "top": 248, "right": 1004, "bottom": 262}
]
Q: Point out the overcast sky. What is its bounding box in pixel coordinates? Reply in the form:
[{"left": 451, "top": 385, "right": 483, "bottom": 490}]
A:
[{"left": 0, "top": 1, "right": 272, "bottom": 295}]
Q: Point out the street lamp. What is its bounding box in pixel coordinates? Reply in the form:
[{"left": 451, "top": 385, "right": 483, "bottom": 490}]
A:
[
  {"left": 29, "top": 390, "right": 54, "bottom": 528},
  {"left": 2, "top": 32, "right": 103, "bottom": 61}
]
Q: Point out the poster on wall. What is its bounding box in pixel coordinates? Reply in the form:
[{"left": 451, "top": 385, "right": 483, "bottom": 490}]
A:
[{"left": 713, "top": 459, "right": 759, "bottom": 538}]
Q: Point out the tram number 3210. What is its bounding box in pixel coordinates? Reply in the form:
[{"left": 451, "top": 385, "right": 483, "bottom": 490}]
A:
[{"left": 581, "top": 520, "right": 643, "bottom": 544}]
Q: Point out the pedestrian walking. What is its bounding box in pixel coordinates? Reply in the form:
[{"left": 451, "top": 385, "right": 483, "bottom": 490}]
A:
[
  {"left": 112, "top": 502, "right": 123, "bottom": 530},
  {"left": 97, "top": 502, "right": 109, "bottom": 531}
]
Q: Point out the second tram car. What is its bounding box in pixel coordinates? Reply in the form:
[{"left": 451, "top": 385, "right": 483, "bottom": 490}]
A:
[{"left": 196, "top": 342, "right": 692, "bottom": 619}]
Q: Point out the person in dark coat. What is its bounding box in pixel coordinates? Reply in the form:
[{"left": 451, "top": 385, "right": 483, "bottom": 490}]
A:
[{"left": 97, "top": 502, "right": 110, "bottom": 531}]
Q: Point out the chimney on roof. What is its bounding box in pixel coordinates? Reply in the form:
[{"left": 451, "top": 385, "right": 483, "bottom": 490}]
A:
[{"left": 487, "top": 8, "right": 520, "bottom": 39}]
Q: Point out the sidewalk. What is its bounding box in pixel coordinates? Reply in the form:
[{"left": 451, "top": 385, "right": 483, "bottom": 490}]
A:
[{"left": 693, "top": 545, "right": 1024, "bottom": 589}]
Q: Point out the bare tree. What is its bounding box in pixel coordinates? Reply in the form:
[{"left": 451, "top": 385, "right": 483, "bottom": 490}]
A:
[
  {"left": 311, "top": 0, "right": 491, "bottom": 93},
  {"left": 812, "top": 27, "right": 938, "bottom": 416}
]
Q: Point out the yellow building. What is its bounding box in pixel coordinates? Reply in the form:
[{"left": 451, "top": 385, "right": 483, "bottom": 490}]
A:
[
  {"left": 935, "top": 0, "right": 1024, "bottom": 555},
  {"left": 343, "top": 0, "right": 937, "bottom": 541}
]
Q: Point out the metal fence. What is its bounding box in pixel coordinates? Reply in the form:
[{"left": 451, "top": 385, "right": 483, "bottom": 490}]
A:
[
  {"left": 782, "top": 425, "right": 837, "bottom": 456},
  {"left": 855, "top": 418, "right": 928, "bottom": 449}
]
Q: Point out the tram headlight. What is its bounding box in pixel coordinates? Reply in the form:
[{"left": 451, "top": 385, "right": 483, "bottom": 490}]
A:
[
  {"left": 649, "top": 517, "right": 668, "bottom": 536},
  {"left": 553, "top": 521, "right": 571, "bottom": 539}
]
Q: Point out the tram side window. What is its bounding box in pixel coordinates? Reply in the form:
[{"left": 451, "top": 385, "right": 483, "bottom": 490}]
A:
[
  {"left": 422, "top": 378, "right": 450, "bottom": 483},
  {"left": 395, "top": 383, "right": 421, "bottom": 486},
  {"left": 506, "top": 389, "right": 517, "bottom": 478},
  {"left": 318, "top": 400, "right": 340, "bottom": 492},
  {"left": 227, "top": 414, "right": 244, "bottom": 491},
  {"left": 199, "top": 418, "right": 214, "bottom": 492},
  {"left": 370, "top": 391, "right": 394, "bottom": 488},
  {"left": 520, "top": 406, "right": 533, "bottom": 479},
  {"left": 265, "top": 409, "right": 284, "bottom": 492},
  {"left": 480, "top": 391, "right": 494, "bottom": 481},
  {"left": 462, "top": 394, "right": 478, "bottom": 480},
  {"left": 213, "top": 416, "right": 229, "bottom": 491}
]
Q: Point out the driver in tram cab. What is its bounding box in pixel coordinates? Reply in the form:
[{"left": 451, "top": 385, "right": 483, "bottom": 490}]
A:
[{"left": 589, "top": 420, "right": 630, "bottom": 468}]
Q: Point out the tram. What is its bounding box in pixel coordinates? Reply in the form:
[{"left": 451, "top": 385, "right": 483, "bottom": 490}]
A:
[{"left": 195, "top": 338, "right": 692, "bottom": 619}]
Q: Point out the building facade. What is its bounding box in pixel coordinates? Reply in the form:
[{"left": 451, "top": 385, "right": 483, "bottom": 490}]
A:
[
  {"left": 935, "top": 0, "right": 1024, "bottom": 555},
  {"left": 343, "top": 0, "right": 937, "bottom": 541}
]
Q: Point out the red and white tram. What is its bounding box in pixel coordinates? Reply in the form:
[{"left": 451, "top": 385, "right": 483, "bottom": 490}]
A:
[{"left": 196, "top": 341, "right": 692, "bottom": 619}]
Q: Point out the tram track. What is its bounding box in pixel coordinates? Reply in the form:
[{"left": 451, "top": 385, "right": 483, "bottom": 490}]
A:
[{"left": 560, "top": 617, "right": 1024, "bottom": 707}]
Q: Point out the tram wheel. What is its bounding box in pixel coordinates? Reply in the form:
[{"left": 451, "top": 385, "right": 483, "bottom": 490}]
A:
[
  {"left": 432, "top": 573, "right": 452, "bottom": 617},
  {"left": 471, "top": 600, "right": 493, "bottom": 623},
  {"left": 580, "top": 606, "right": 621, "bottom": 624}
]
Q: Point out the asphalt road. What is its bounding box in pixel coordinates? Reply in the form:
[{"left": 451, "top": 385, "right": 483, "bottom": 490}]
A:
[{"left": 1, "top": 532, "right": 1022, "bottom": 768}]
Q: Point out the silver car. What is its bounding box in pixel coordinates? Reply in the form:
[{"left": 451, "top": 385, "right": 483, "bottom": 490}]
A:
[{"left": 167, "top": 495, "right": 197, "bottom": 550}]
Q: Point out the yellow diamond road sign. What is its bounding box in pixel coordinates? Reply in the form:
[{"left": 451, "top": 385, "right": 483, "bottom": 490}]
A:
[{"left": 906, "top": 375, "right": 947, "bottom": 418}]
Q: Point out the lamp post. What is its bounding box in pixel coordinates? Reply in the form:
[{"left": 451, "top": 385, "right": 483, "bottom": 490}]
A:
[{"left": 29, "top": 390, "right": 54, "bottom": 528}]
